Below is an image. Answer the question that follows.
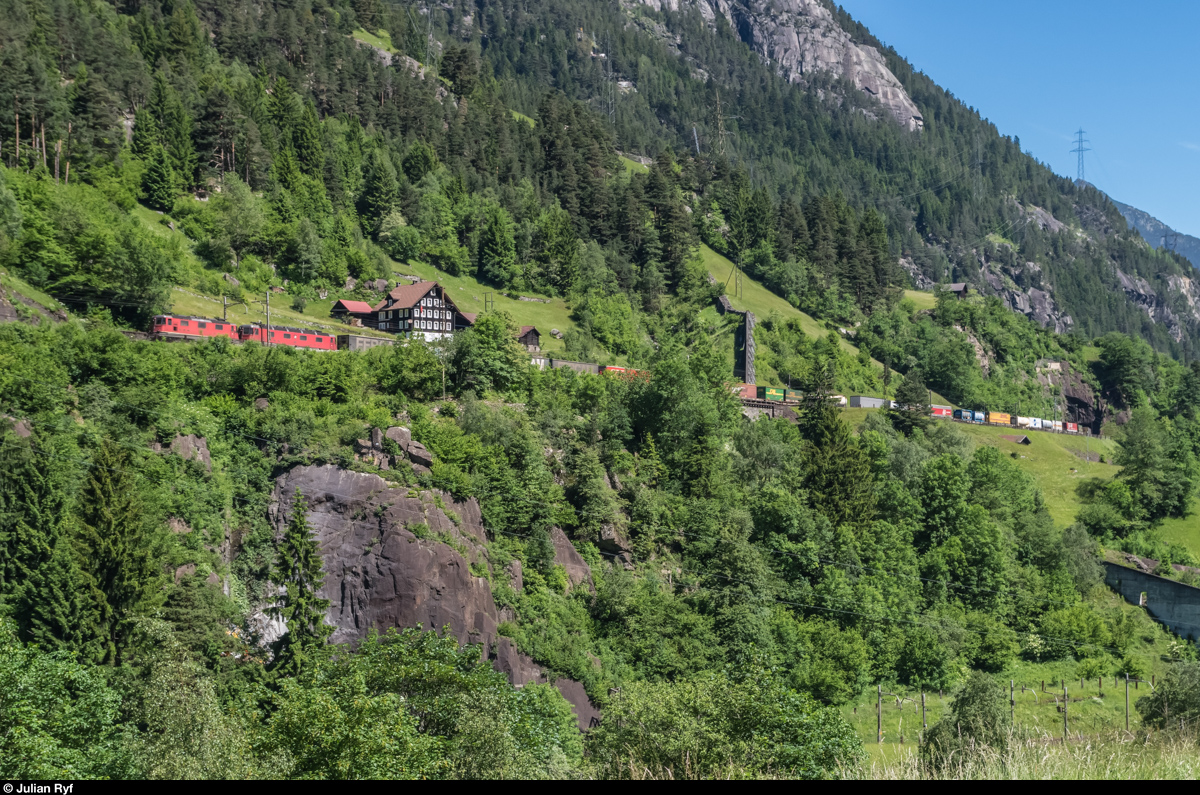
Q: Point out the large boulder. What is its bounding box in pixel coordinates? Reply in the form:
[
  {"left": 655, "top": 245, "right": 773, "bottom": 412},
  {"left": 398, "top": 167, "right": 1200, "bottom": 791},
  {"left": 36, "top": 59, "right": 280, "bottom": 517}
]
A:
[
  {"left": 405, "top": 440, "right": 434, "bottom": 467},
  {"left": 385, "top": 426, "right": 412, "bottom": 446}
]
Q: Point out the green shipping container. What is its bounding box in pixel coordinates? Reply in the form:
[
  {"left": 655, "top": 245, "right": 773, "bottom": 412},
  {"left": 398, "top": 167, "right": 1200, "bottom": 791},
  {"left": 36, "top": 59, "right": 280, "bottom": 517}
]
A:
[
  {"left": 785, "top": 389, "right": 802, "bottom": 403},
  {"left": 756, "top": 386, "right": 785, "bottom": 402}
]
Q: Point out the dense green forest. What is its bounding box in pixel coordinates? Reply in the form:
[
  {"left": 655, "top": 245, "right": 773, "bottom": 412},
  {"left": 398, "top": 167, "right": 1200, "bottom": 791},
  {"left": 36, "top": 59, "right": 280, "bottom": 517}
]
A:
[{"left": 2, "top": 0, "right": 1200, "bottom": 780}]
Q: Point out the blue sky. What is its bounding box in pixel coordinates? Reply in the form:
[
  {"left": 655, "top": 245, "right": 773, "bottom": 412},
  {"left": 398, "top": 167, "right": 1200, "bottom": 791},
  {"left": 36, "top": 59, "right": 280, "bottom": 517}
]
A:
[{"left": 838, "top": 0, "right": 1199, "bottom": 237}]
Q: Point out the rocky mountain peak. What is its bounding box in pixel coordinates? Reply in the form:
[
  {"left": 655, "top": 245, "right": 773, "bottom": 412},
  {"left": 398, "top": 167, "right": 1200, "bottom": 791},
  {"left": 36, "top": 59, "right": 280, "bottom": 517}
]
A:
[{"left": 638, "top": 0, "right": 923, "bottom": 130}]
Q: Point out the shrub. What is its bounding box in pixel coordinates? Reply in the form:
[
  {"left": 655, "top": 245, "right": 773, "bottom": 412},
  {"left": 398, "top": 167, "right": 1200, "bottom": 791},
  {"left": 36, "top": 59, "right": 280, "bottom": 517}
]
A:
[
  {"left": 921, "top": 671, "right": 1011, "bottom": 769},
  {"left": 291, "top": 295, "right": 307, "bottom": 313}
]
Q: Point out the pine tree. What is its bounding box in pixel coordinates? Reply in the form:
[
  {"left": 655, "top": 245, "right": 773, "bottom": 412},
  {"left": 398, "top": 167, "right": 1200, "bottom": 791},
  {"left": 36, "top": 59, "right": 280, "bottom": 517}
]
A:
[
  {"left": 0, "top": 440, "right": 63, "bottom": 597},
  {"left": 150, "top": 72, "right": 197, "bottom": 188},
  {"left": 131, "top": 106, "right": 161, "bottom": 159},
  {"left": 75, "top": 440, "right": 162, "bottom": 665},
  {"left": 22, "top": 535, "right": 101, "bottom": 659},
  {"left": 358, "top": 148, "right": 398, "bottom": 234},
  {"left": 478, "top": 204, "right": 517, "bottom": 286},
  {"left": 142, "top": 145, "right": 177, "bottom": 211},
  {"left": 889, "top": 368, "right": 932, "bottom": 436},
  {"left": 271, "top": 490, "right": 332, "bottom": 674},
  {"left": 295, "top": 102, "right": 323, "bottom": 177}
]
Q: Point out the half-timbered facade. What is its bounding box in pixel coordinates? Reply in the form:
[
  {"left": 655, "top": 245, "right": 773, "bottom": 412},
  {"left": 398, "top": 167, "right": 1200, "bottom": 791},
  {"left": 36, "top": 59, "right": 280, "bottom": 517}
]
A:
[{"left": 373, "top": 281, "right": 472, "bottom": 341}]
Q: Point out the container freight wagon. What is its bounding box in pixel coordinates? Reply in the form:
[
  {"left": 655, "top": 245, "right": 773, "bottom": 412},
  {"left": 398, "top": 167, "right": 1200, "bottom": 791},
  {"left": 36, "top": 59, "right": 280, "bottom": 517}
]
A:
[
  {"left": 849, "top": 396, "right": 887, "bottom": 409},
  {"left": 1051, "top": 420, "right": 1063, "bottom": 432},
  {"left": 785, "top": 388, "right": 803, "bottom": 403},
  {"left": 986, "top": 412, "right": 1011, "bottom": 426},
  {"left": 337, "top": 334, "right": 394, "bottom": 352},
  {"left": 1065, "top": 422, "right": 1079, "bottom": 433},
  {"left": 931, "top": 405, "right": 953, "bottom": 418},
  {"left": 756, "top": 386, "right": 786, "bottom": 402},
  {"left": 953, "top": 409, "right": 982, "bottom": 422},
  {"left": 1028, "top": 418, "right": 1044, "bottom": 430},
  {"left": 730, "top": 383, "right": 756, "bottom": 400},
  {"left": 1015, "top": 416, "right": 1033, "bottom": 428}
]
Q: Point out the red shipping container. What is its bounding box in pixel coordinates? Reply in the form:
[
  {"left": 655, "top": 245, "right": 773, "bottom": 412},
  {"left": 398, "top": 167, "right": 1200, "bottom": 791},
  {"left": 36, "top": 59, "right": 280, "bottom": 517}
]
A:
[
  {"left": 931, "top": 406, "right": 952, "bottom": 417},
  {"left": 1065, "top": 422, "right": 1078, "bottom": 433}
]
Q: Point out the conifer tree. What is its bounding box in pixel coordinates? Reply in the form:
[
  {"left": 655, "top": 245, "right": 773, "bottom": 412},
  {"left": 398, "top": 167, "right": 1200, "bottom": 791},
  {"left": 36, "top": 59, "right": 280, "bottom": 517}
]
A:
[
  {"left": 142, "top": 145, "right": 177, "bottom": 211},
  {"left": 478, "top": 204, "right": 517, "bottom": 286},
  {"left": 22, "top": 535, "right": 101, "bottom": 659},
  {"left": 0, "top": 440, "right": 64, "bottom": 598},
  {"left": 359, "top": 148, "right": 398, "bottom": 234},
  {"left": 75, "top": 440, "right": 161, "bottom": 665},
  {"left": 271, "top": 490, "right": 331, "bottom": 674},
  {"left": 295, "top": 102, "right": 323, "bottom": 177},
  {"left": 131, "top": 106, "right": 161, "bottom": 159},
  {"left": 889, "top": 368, "right": 932, "bottom": 436}
]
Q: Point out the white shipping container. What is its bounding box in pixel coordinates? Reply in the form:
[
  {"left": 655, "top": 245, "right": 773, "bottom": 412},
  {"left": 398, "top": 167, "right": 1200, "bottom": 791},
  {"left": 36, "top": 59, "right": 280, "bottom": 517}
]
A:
[
  {"left": 1052, "top": 420, "right": 1063, "bottom": 431},
  {"left": 1029, "top": 418, "right": 1043, "bottom": 430},
  {"left": 1016, "top": 416, "right": 1033, "bottom": 428}
]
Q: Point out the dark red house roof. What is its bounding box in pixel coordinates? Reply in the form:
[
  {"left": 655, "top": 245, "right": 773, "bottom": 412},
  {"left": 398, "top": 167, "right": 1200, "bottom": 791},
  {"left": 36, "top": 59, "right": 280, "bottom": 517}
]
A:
[{"left": 332, "top": 299, "right": 375, "bottom": 314}]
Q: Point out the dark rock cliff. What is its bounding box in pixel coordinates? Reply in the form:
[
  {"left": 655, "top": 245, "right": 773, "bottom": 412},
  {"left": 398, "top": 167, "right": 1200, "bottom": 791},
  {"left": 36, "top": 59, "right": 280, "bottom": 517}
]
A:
[{"left": 269, "top": 464, "right": 600, "bottom": 730}]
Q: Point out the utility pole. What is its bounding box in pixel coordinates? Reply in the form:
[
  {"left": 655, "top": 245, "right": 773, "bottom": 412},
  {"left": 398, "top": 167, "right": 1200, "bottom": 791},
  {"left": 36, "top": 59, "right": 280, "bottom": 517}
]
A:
[
  {"left": 1071, "top": 128, "right": 1091, "bottom": 183},
  {"left": 265, "top": 290, "right": 270, "bottom": 346},
  {"left": 223, "top": 295, "right": 227, "bottom": 322}
]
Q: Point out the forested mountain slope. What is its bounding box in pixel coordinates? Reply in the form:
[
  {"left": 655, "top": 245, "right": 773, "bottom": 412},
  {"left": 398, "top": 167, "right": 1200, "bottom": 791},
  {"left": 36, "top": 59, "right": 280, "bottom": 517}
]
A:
[{"left": 4, "top": 0, "right": 1200, "bottom": 781}]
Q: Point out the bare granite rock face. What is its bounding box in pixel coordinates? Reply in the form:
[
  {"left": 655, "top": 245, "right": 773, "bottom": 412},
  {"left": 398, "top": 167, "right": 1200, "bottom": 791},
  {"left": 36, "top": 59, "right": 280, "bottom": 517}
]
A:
[
  {"left": 637, "top": 0, "right": 922, "bottom": 130},
  {"left": 271, "top": 465, "right": 494, "bottom": 648},
  {"left": 550, "top": 527, "right": 593, "bottom": 592},
  {"left": 170, "top": 434, "right": 212, "bottom": 472},
  {"left": 492, "top": 637, "right": 602, "bottom": 730},
  {"left": 269, "top": 464, "right": 600, "bottom": 726}
]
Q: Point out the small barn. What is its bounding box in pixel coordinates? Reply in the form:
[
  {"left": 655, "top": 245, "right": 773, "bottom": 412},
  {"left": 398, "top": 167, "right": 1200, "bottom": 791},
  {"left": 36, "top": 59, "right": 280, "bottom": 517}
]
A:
[
  {"left": 331, "top": 300, "right": 376, "bottom": 324},
  {"left": 518, "top": 326, "right": 541, "bottom": 352},
  {"left": 999, "top": 434, "right": 1031, "bottom": 445},
  {"left": 946, "top": 283, "right": 971, "bottom": 299}
]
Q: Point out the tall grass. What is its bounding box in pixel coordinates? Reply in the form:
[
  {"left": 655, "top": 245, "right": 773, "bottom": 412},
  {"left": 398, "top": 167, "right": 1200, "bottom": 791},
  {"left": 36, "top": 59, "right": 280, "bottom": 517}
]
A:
[{"left": 848, "top": 730, "right": 1200, "bottom": 780}]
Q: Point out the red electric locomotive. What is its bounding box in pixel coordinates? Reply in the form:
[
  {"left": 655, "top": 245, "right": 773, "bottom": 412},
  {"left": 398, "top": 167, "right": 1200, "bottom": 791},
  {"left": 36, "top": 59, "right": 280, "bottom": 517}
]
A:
[
  {"left": 151, "top": 315, "right": 240, "bottom": 342},
  {"left": 236, "top": 323, "right": 337, "bottom": 351}
]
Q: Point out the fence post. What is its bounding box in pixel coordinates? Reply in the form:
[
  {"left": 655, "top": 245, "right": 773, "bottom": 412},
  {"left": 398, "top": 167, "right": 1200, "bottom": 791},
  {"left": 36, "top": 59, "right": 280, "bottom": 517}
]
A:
[
  {"left": 877, "top": 684, "right": 882, "bottom": 744},
  {"left": 1125, "top": 674, "right": 1130, "bottom": 733},
  {"left": 1063, "top": 684, "right": 1068, "bottom": 740},
  {"left": 1010, "top": 679, "right": 1015, "bottom": 726},
  {"left": 921, "top": 690, "right": 927, "bottom": 730}
]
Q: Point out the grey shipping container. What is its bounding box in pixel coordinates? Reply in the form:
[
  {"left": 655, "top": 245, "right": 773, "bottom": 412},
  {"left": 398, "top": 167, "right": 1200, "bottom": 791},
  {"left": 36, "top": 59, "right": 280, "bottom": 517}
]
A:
[{"left": 849, "top": 396, "right": 887, "bottom": 409}]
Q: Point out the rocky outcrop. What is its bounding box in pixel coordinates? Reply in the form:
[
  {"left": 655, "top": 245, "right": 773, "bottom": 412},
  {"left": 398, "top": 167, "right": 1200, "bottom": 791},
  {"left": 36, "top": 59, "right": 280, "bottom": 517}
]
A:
[
  {"left": 492, "top": 637, "right": 602, "bottom": 730},
  {"left": 170, "top": 434, "right": 211, "bottom": 472},
  {"left": 1114, "top": 269, "right": 1195, "bottom": 343},
  {"left": 269, "top": 464, "right": 600, "bottom": 728},
  {"left": 637, "top": 0, "right": 922, "bottom": 130},
  {"left": 1036, "top": 365, "right": 1103, "bottom": 434},
  {"left": 550, "top": 527, "right": 593, "bottom": 591}
]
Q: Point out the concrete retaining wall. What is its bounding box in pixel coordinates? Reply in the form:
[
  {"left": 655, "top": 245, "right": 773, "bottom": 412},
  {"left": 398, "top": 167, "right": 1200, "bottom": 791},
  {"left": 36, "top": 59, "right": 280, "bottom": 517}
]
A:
[{"left": 1103, "top": 561, "right": 1200, "bottom": 643}]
